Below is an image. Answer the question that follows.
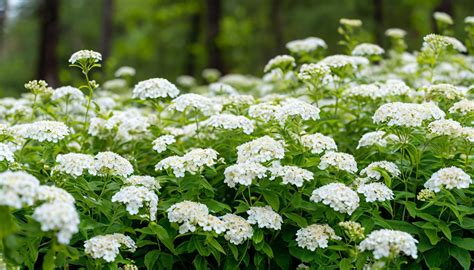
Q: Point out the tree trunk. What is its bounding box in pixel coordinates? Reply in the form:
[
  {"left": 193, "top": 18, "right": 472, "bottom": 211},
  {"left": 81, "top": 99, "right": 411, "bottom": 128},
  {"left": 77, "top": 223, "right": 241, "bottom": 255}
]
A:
[
  {"left": 0, "top": 0, "right": 7, "bottom": 55},
  {"left": 101, "top": 0, "right": 114, "bottom": 63},
  {"left": 185, "top": 12, "right": 201, "bottom": 76},
  {"left": 37, "top": 0, "right": 60, "bottom": 87},
  {"left": 372, "top": 0, "right": 383, "bottom": 46},
  {"left": 271, "top": 0, "right": 284, "bottom": 54},
  {"left": 205, "top": 0, "right": 224, "bottom": 72}
]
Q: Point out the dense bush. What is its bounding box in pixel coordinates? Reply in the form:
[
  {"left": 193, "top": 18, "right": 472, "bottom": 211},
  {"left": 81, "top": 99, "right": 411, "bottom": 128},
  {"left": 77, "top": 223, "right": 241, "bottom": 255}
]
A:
[{"left": 0, "top": 15, "right": 473, "bottom": 270}]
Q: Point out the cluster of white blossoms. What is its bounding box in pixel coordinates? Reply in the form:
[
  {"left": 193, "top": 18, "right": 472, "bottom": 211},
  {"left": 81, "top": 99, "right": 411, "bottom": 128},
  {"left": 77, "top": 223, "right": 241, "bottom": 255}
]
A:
[
  {"left": 427, "top": 119, "right": 464, "bottom": 138},
  {"left": 84, "top": 233, "right": 136, "bottom": 262},
  {"left": 167, "top": 201, "right": 225, "bottom": 234},
  {"left": 449, "top": 99, "right": 474, "bottom": 115},
  {"left": 115, "top": 66, "right": 136, "bottom": 77},
  {"left": 89, "top": 109, "right": 151, "bottom": 142},
  {"left": 248, "top": 102, "right": 280, "bottom": 122},
  {"left": 360, "top": 161, "right": 401, "bottom": 180},
  {"left": 132, "top": 78, "right": 180, "bottom": 100},
  {"left": 156, "top": 148, "right": 219, "bottom": 177},
  {"left": 344, "top": 84, "right": 383, "bottom": 100},
  {"left": 338, "top": 221, "right": 365, "bottom": 240},
  {"left": 373, "top": 102, "right": 445, "bottom": 127},
  {"left": 297, "top": 63, "right": 331, "bottom": 81},
  {"left": 224, "top": 162, "right": 267, "bottom": 188},
  {"left": 69, "top": 50, "right": 102, "bottom": 64},
  {"left": 422, "top": 34, "right": 467, "bottom": 53},
  {"left": 425, "top": 84, "right": 463, "bottom": 100},
  {"left": 36, "top": 185, "right": 75, "bottom": 204},
  {"left": 296, "top": 224, "right": 341, "bottom": 251},
  {"left": 25, "top": 80, "right": 53, "bottom": 95},
  {"left": 424, "top": 166, "right": 472, "bottom": 192},
  {"left": 94, "top": 151, "right": 134, "bottom": 177},
  {"left": 112, "top": 185, "right": 158, "bottom": 221},
  {"left": 168, "top": 93, "right": 222, "bottom": 116},
  {"left": 53, "top": 153, "right": 96, "bottom": 177},
  {"left": 264, "top": 55, "right": 296, "bottom": 72},
  {"left": 318, "top": 55, "right": 369, "bottom": 69},
  {"left": 0, "top": 171, "right": 40, "bottom": 208},
  {"left": 269, "top": 161, "right": 313, "bottom": 187},
  {"left": 0, "top": 142, "right": 15, "bottom": 162},
  {"left": 318, "top": 152, "right": 358, "bottom": 174},
  {"left": 52, "top": 86, "right": 85, "bottom": 102},
  {"left": 311, "top": 183, "right": 360, "bottom": 215},
  {"left": 285, "top": 37, "right": 327, "bottom": 54},
  {"left": 358, "top": 229, "right": 418, "bottom": 259},
  {"left": 351, "top": 43, "right": 385, "bottom": 57},
  {"left": 275, "top": 99, "right": 320, "bottom": 124},
  {"left": 301, "top": 133, "right": 337, "bottom": 154},
  {"left": 357, "top": 131, "right": 398, "bottom": 149},
  {"left": 102, "top": 79, "right": 127, "bottom": 91},
  {"left": 417, "top": 188, "right": 436, "bottom": 202},
  {"left": 236, "top": 136, "right": 285, "bottom": 163},
  {"left": 124, "top": 175, "right": 160, "bottom": 190},
  {"left": 433, "top": 11, "right": 453, "bottom": 24},
  {"left": 152, "top": 135, "right": 176, "bottom": 153},
  {"left": 208, "top": 82, "right": 238, "bottom": 96},
  {"left": 385, "top": 28, "right": 407, "bottom": 38},
  {"left": 32, "top": 201, "right": 80, "bottom": 244},
  {"left": 202, "top": 114, "right": 255, "bottom": 134},
  {"left": 14, "top": 121, "right": 70, "bottom": 143},
  {"left": 247, "top": 206, "right": 283, "bottom": 230},
  {"left": 340, "top": 18, "right": 362, "bottom": 27},
  {"left": 357, "top": 183, "right": 394, "bottom": 202},
  {"left": 221, "top": 214, "right": 254, "bottom": 245},
  {"left": 219, "top": 94, "right": 255, "bottom": 107}
]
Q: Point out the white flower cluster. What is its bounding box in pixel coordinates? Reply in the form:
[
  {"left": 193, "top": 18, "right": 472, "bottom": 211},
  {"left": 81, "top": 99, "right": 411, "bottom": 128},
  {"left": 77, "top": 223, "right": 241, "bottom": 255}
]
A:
[
  {"left": 224, "top": 162, "right": 267, "bottom": 188},
  {"left": 360, "top": 161, "right": 401, "bottom": 180},
  {"left": 152, "top": 135, "right": 176, "bottom": 153},
  {"left": 433, "top": 11, "right": 453, "bottom": 24},
  {"left": 310, "top": 182, "right": 360, "bottom": 215},
  {"left": 358, "top": 229, "right": 418, "bottom": 259},
  {"left": 340, "top": 18, "right": 362, "bottom": 27},
  {"left": 124, "top": 175, "right": 160, "bottom": 190},
  {"left": 168, "top": 93, "right": 222, "bottom": 116},
  {"left": 89, "top": 109, "right": 151, "bottom": 141},
  {"left": 425, "top": 84, "right": 463, "bottom": 100},
  {"left": 275, "top": 99, "right": 320, "bottom": 124},
  {"left": 132, "top": 78, "right": 180, "bottom": 100},
  {"left": 301, "top": 133, "right": 337, "bottom": 154},
  {"left": 427, "top": 119, "right": 464, "bottom": 138},
  {"left": 167, "top": 200, "right": 224, "bottom": 234},
  {"left": 357, "top": 131, "right": 398, "bottom": 149},
  {"left": 94, "top": 151, "right": 134, "bottom": 177},
  {"left": 286, "top": 37, "right": 327, "bottom": 54},
  {"left": 202, "top": 114, "right": 255, "bottom": 134},
  {"left": 115, "top": 66, "right": 136, "bottom": 77},
  {"left": 236, "top": 136, "right": 285, "bottom": 163},
  {"left": 298, "top": 63, "right": 331, "bottom": 81},
  {"left": 69, "top": 50, "right": 102, "bottom": 64},
  {"left": 318, "top": 55, "right": 369, "bottom": 69},
  {"left": 0, "top": 171, "right": 40, "bottom": 208},
  {"left": 345, "top": 80, "right": 410, "bottom": 100},
  {"left": 449, "top": 99, "right": 474, "bottom": 115},
  {"left": 466, "top": 16, "right": 474, "bottom": 25},
  {"left": 221, "top": 214, "right": 254, "bottom": 245},
  {"left": 357, "top": 183, "right": 394, "bottom": 202},
  {"left": 296, "top": 224, "right": 341, "bottom": 251},
  {"left": 248, "top": 103, "right": 280, "bottom": 122},
  {"left": 422, "top": 34, "right": 467, "bottom": 53},
  {"left": 219, "top": 94, "right": 255, "bottom": 107},
  {"left": 424, "top": 166, "right": 472, "bottom": 192},
  {"left": 264, "top": 55, "right": 295, "bottom": 72},
  {"left": 156, "top": 148, "right": 219, "bottom": 177},
  {"left": 36, "top": 185, "right": 75, "bottom": 204},
  {"left": 373, "top": 102, "right": 445, "bottom": 127},
  {"left": 208, "top": 82, "right": 238, "bottom": 96},
  {"left": 112, "top": 185, "right": 158, "bottom": 221},
  {"left": 54, "top": 153, "right": 96, "bottom": 178},
  {"left": 352, "top": 43, "right": 385, "bottom": 57},
  {"left": 319, "top": 152, "right": 358, "bottom": 174},
  {"left": 247, "top": 206, "right": 283, "bottom": 230},
  {"left": 385, "top": 28, "right": 407, "bottom": 38},
  {"left": 32, "top": 201, "right": 80, "bottom": 244},
  {"left": 269, "top": 161, "right": 313, "bottom": 187},
  {"left": 102, "top": 79, "right": 126, "bottom": 91},
  {"left": 15, "top": 121, "right": 70, "bottom": 143},
  {"left": 52, "top": 86, "right": 85, "bottom": 101},
  {"left": 84, "top": 233, "right": 136, "bottom": 262},
  {"left": 0, "top": 142, "right": 15, "bottom": 162},
  {"left": 338, "top": 221, "right": 365, "bottom": 240}
]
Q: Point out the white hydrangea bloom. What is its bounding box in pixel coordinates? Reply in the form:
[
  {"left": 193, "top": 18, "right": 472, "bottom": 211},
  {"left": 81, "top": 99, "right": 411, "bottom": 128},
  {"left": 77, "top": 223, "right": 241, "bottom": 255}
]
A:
[
  {"left": 357, "top": 183, "right": 394, "bottom": 202},
  {"left": 296, "top": 224, "right": 341, "bottom": 251},
  {"left": 69, "top": 50, "right": 102, "bottom": 64},
  {"left": 358, "top": 229, "right": 418, "bottom": 259},
  {"left": 221, "top": 214, "right": 253, "bottom": 245},
  {"left": 298, "top": 63, "right": 331, "bottom": 81},
  {"left": 373, "top": 102, "right": 445, "bottom": 127},
  {"left": 99, "top": 109, "right": 151, "bottom": 142},
  {"left": 425, "top": 84, "right": 463, "bottom": 100},
  {"left": 224, "top": 162, "right": 267, "bottom": 188},
  {"left": 247, "top": 206, "right": 283, "bottom": 230},
  {"left": 84, "top": 233, "right": 136, "bottom": 262},
  {"left": 198, "top": 214, "right": 226, "bottom": 234},
  {"left": 248, "top": 103, "right": 280, "bottom": 122},
  {"left": 319, "top": 152, "right": 358, "bottom": 174},
  {"left": 433, "top": 12, "right": 453, "bottom": 24},
  {"left": 202, "top": 114, "right": 255, "bottom": 134},
  {"left": 36, "top": 186, "right": 75, "bottom": 204},
  {"left": 219, "top": 94, "right": 255, "bottom": 107},
  {"left": 275, "top": 99, "right": 320, "bottom": 124},
  {"left": 385, "top": 28, "right": 407, "bottom": 38},
  {"left": 208, "top": 82, "right": 238, "bottom": 96},
  {"left": 352, "top": 43, "right": 385, "bottom": 57},
  {"left": 381, "top": 79, "right": 411, "bottom": 96},
  {"left": 168, "top": 93, "right": 222, "bottom": 116},
  {"left": 424, "top": 167, "right": 472, "bottom": 192},
  {"left": 155, "top": 156, "right": 186, "bottom": 177},
  {"left": 236, "top": 136, "right": 285, "bottom": 164},
  {"left": 102, "top": 79, "right": 126, "bottom": 91},
  {"left": 465, "top": 16, "right": 474, "bottom": 25},
  {"left": 423, "top": 34, "right": 467, "bottom": 53},
  {"left": 176, "top": 75, "right": 196, "bottom": 88},
  {"left": 112, "top": 186, "right": 158, "bottom": 221},
  {"left": 286, "top": 37, "right": 327, "bottom": 54},
  {"left": 449, "top": 99, "right": 474, "bottom": 115},
  {"left": 17, "top": 121, "right": 70, "bottom": 143},
  {"left": 357, "top": 131, "right": 398, "bottom": 149},
  {"left": 167, "top": 201, "right": 210, "bottom": 234},
  {"left": 264, "top": 55, "right": 295, "bottom": 72},
  {"left": 152, "top": 135, "right": 176, "bottom": 153},
  {"left": 115, "top": 66, "right": 136, "bottom": 77},
  {"left": 94, "top": 151, "right": 134, "bottom": 177},
  {"left": 318, "top": 55, "right": 369, "bottom": 69},
  {"left": 156, "top": 148, "right": 219, "bottom": 177},
  {"left": 269, "top": 161, "right": 313, "bottom": 187},
  {"left": 0, "top": 171, "right": 40, "bottom": 209},
  {"left": 428, "top": 119, "right": 463, "bottom": 137},
  {"left": 124, "top": 175, "right": 160, "bottom": 190},
  {"left": 462, "top": 127, "right": 474, "bottom": 143},
  {"left": 54, "top": 153, "right": 96, "bottom": 177},
  {"left": 338, "top": 221, "right": 365, "bottom": 240},
  {"left": 52, "top": 86, "right": 85, "bottom": 101},
  {"left": 32, "top": 201, "right": 80, "bottom": 244},
  {"left": 132, "top": 78, "right": 180, "bottom": 100},
  {"left": 360, "top": 161, "right": 401, "bottom": 180},
  {"left": 0, "top": 142, "right": 15, "bottom": 162},
  {"left": 301, "top": 133, "right": 337, "bottom": 154},
  {"left": 310, "top": 182, "right": 360, "bottom": 215}
]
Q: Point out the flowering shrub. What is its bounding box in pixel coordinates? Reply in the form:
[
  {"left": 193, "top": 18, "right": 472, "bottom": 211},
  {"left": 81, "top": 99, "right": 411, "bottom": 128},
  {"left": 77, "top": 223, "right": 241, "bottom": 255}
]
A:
[{"left": 1, "top": 17, "right": 473, "bottom": 270}]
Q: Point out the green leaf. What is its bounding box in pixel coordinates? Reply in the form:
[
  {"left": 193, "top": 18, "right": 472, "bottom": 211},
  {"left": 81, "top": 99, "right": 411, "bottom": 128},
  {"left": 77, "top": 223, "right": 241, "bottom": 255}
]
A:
[
  {"left": 262, "top": 190, "right": 280, "bottom": 211},
  {"left": 193, "top": 256, "right": 208, "bottom": 270},
  {"left": 283, "top": 213, "right": 308, "bottom": 227},
  {"left": 459, "top": 217, "right": 474, "bottom": 229},
  {"left": 450, "top": 246, "right": 471, "bottom": 270},
  {"left": 339, "top": 258, "right": 352, "bottom": 270},
  {"left": 253, "top": 229, "right": 264, "bottom": 244},
  {"left": 207, "top": 237, "right": 226, "bottom": 255},
  {"left": 424, "top": 229, "right": 440, "bottom": 245},
  {"left": 42, "top": 248, "right": 55, "bottom": 270},
  {"left": 144, "top": 250, "right": 160, "bottom": 270},
  {"left": 150, "top": 223, "right": 175, "bottom": 253},
  {"left": 229, "top": 244, "right": 239, "bottom": 260},
  {"left": 452, "top": 237, "right": 474, "bottom": 251},
  {"left": 261, "top": 243, "right": 274, "bottom": 258},
  {"left": 438, "top": 222, "right": 451, "bottom": 240}
]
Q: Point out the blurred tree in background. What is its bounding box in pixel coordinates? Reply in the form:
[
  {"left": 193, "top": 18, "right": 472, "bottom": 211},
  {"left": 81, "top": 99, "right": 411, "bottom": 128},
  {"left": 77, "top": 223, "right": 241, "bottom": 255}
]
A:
[{"left": 0, "top": 0, "right": 473, "bottom": 96}]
